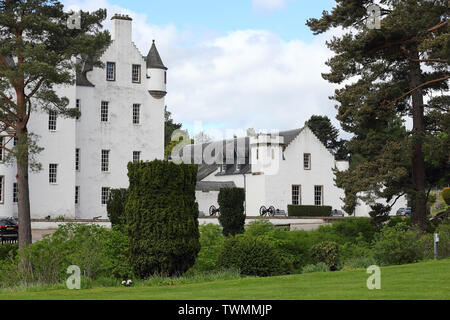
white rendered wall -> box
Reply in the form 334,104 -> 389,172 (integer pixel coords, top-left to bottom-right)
196,190 -> 219,216
75,19 -> 164,219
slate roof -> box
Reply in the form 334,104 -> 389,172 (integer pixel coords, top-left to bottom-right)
196,181 -> 237,192
146,40 -> 167,70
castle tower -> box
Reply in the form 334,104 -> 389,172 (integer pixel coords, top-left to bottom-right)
146,40 -> 167,99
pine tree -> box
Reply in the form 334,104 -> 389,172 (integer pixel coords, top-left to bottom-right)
308,0 -> 449,231
0,0 -> 110,248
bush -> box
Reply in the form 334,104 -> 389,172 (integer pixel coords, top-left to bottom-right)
218,188 -> 246,236
190,224 -> 225,272
442,187 -> 450,205
373,223 -> 421,265
218,235 -> 282,277
369,203 -> 391,230
417,222 -> 450,260
246,219 -> 275,237
107,188 -> 129,231
340,256 -> 378,271
310,241 -> 339,270
126,160 -> 200,278
328,218 -> 376,244
302,263 -> 329,274
0,243 -> 18,261
288,205 -> 332,217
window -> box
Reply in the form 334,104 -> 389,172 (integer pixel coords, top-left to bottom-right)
101,187 -> 110,205
133,151 -> 141,163
75,149 -> 80,171
164,71 -> 167,84
49,111 -> 57,131
76,99 -> 81,120
13,183 -> 18,203
0,176 -> 4,204
13,137 -> 18,146
132,65 -> 141,83
49,164 -> 58,184
101,101 -> 109,122
314,186 -> 323,206
292,185 -> 301,205
75,186 -> 80,205
101,150 -> 110,172
133,104 -> 140,125
304,153 -> 311,170
0,137 -> 3,161
106,62 -> 116,81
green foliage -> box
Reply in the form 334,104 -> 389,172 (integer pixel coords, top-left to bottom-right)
340,256 -> 378,271
126,160 -> 200,278
0,243 -> 18,261
0,224 -> 133,288
310,241 -> 339,270
190,224 -> 225,273
218,188 -> 246,236
218,235 -> 282,277
369,203 -> 391,230
443,188 -> 450,206
245,219 -> 275,237
301,263 -> 329,274
288,205 -> 332,217
106,188 -> 129,232
373,223 -> 422,265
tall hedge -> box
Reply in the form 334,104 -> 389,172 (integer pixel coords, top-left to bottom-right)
106,188 -> 129,231
288,205 -> 332,217
218,188 -> 246,236
125,160 -> 200,278
443,188 -> 450,206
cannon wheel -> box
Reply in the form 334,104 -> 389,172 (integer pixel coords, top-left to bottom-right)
209,205 -> 217,217
269,206 -> 276,217
260,206 -> 267,217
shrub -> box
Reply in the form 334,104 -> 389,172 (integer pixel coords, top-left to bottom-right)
442,187 -> 450,205
246,219 -> 275,237
302,263 -> 329,274
288,205 -> 332,217
340,256 -> 378,271
328,218 -> 376,244
0,243 -> 18,261
310,241 -> 339,270
126,160 -> 200,278
190,224 -> 225,272
107,188 -> 129,231
373,223 -> 421,265
218,188 -> 246,236
218,235 -> 282,277
417,222 -> 450,260
369,203 -> 391,230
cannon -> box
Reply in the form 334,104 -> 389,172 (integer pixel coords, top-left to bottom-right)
260,206 -> 277,217
209,205 -> 221,217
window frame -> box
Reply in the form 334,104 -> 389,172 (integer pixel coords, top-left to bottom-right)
133,104 -> 141,125
49,164 -> 58,184
101,187 -> 110,206
132,64 -> 141,83
75,148 -> 80,171
101,101 -> 109,123
106,62 -> 116,81
13,182 -> 18,204
0,176 -> 4,204
76,99 -> 81,120
75,186 -> 80,205
101,150 -> 110,173
133,151 -> 141,163
48,111 -> 57,131
314,185 -> 324,206
292,185 -> 301,206
304,153 -> 311,170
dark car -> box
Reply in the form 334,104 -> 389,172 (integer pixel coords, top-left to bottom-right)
404,208 -> 412,216
0,218 -> 19,243
332,209 -> 345,217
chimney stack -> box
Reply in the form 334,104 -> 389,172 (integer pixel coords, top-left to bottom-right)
111,13 -> 132,43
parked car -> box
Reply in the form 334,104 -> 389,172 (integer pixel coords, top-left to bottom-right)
332,209 -> 345,217
0,218 -> 19,243
404,208 -> 412,216
396,208 -> 406,216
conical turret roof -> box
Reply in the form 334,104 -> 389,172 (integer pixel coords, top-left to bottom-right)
146,40 -> 167,70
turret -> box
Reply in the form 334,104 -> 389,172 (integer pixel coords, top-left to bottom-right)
250,133 -> 284,176
146,40 -> 167,99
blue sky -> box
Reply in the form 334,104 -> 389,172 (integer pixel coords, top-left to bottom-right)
64,0 -> 344,139
106,0 -> 335,43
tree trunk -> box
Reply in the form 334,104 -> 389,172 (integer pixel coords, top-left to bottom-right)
16,123 -> 32,249
409,49 -> 427,232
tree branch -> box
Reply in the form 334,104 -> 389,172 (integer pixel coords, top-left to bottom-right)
388,76 -> 450,106
428,20 -> 448,33
0,144 -> 16,156
24,78 -> 45,103
400,46 -> 448,64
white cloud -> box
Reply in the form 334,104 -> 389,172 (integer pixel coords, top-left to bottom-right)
63,0 -> 343,137
252,0 -> 287,12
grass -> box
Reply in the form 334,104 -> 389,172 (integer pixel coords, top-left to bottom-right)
0,259 -> 449,300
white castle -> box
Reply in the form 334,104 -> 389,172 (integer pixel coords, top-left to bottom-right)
0,14 -> 166,220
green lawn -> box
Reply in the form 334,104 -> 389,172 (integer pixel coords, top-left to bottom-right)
1,259 -> 449,300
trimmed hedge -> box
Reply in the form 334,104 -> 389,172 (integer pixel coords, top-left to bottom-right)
288,205 -> 332,217
125,160 -> 200,278
107,188 -> 129,231
443,187 -> 450,205
218,188 -> 246,236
